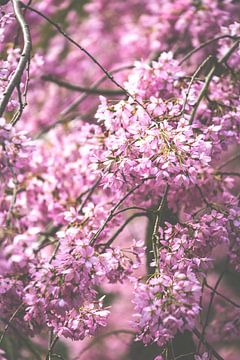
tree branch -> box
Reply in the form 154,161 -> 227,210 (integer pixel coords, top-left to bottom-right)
193,328 -> 224,360
0,303 -> 24,345
75,329 -> 135,358
90,176 -> 155,245
204,281 -> 240,308
36,65 -> 134,138
189,39 -> 239,124
179,34 -> 240,65
217,152 -> 240,170
197,263 -> 228,353
215,171 -> 240,178
42,75 -> 125,96
0,0 -> 32,117
152,184 -> 169,270
20,2 -> 151,119
103,212 -> 148,249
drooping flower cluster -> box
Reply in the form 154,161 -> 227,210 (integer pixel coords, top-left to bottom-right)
132,269 -> 201,346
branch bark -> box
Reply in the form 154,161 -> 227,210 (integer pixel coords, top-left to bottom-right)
0,0 -> 32,118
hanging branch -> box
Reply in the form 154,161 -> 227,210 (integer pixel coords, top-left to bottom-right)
0,0 -> 32,117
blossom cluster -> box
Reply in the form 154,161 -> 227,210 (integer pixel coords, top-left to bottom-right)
0,0 -> 239,359
132,269 -> 201,346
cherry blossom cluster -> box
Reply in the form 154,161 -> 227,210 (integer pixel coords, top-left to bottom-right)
0,0 -> 239,359
0,117 -> 32,228
132,269 -> 201,346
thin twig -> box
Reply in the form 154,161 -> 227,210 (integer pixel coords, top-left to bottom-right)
204,281 -> 240,308
75,329 -> 135,359
0,303 -> 24,345
49,242 -> 60,264
5,159 -> 19,227
51,354 -> 65,360
180,55 -> 213,116
11,56 -> 31,125
104,212 -> 148,249
20,2 -> 151,120
46,334 -> 59,360
35,238 -> 59,253
170,340 -> 176,360
36,65 -> 134,138
217,152 -> 240,170
10,82 -> 24,125
60,64 -> 134,118
34,224 -> 61,254
179,34 -> 239,65
172,352 -> 195,360
90,176 -> 155,245
153,56 -> 213,123
42,75 -> 125,96
152,185 -> 169,270
113,206 -> 149,217
193,328 -> 223,360
35,110 -> 95,138
189,39 -> 239,124
78,176 -> 102,214
197,263 -> 227,353
215,171 -> 240,178
0,315 -> 42,359
195,184 -> 211,207
0,0 -> 32,117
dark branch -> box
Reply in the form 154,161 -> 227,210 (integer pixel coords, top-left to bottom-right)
104,212 -> 148,249
90,176 -> 155,245
205,281 -> 240,308
42,75 -> 125,96
36,65 -> 134,138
